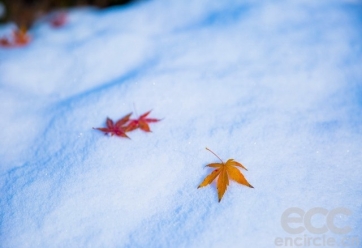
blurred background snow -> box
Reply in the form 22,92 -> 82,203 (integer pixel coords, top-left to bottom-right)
1,0 -> 362,247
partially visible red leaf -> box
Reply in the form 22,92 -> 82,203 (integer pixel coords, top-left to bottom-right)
50,12 -> 67,28
126,110 -> 161,132
93,113 -> 132,138
0,38 -> 11,47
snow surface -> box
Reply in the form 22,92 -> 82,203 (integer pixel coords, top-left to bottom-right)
1,0 -> 362,247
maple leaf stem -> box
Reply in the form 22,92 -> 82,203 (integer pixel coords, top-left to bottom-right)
205,147 -> 224,164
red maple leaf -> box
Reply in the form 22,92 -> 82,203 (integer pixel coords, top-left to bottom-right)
94,113 -> 132,138
126,110 -> 161,132
0,38 -> 11,47
50,12 -> 67,28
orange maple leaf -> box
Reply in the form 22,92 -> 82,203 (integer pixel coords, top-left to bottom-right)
198,148 -> 254,202
93,113 -> 132,138
126,110 -> 161,132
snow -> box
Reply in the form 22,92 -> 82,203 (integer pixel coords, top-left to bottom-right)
1,0 -> 362,247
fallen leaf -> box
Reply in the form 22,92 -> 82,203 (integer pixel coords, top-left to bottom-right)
0,27 -> 31,48
126,110 -> 161,132
50,12 -> 67,28
0,38 -> 11,47
93,113 -> 132,138
198,147 -> 253,202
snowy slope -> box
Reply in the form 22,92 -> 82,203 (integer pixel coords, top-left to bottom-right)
1,0 -> 362,247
